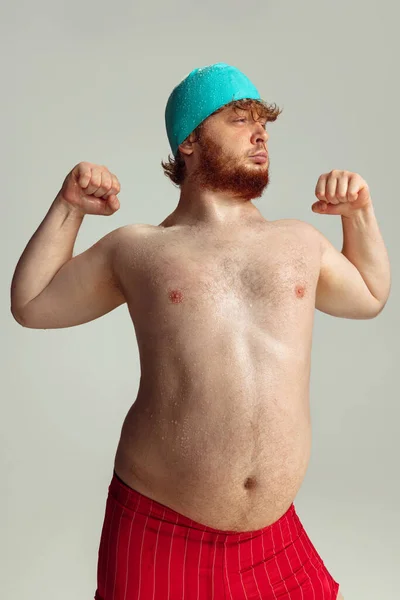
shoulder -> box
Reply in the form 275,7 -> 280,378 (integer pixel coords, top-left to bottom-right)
275,218 -> 321,237
108,223 -> 155,245
276,218 -> 315,230
112,223 -> 154,236
103,224 -> 155,267
275,219 -> 327,254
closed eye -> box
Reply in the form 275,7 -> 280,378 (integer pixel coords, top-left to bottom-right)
235,118 -> 267,129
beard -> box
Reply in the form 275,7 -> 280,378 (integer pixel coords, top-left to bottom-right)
188,132 -> 270,202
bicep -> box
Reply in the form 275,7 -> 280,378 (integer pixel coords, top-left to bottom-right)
313,227 -> 381,319
16,228 -> 126,329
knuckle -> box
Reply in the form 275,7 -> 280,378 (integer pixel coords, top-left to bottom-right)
103,174 -> 113,189
78,162 -> 93,179
110,175 -> 120,193
77,162 -> 90,175
91,173 -> 102,186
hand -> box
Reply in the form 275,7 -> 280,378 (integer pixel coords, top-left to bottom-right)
58,162 -> 121,216
311,170 -> 372,218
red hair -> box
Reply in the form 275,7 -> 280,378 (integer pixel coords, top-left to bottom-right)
161,98 -> 282,187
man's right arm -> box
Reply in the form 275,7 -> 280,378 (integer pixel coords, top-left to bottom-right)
10,194 -> 126,329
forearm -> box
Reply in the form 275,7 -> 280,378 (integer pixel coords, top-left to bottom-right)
341,203 -> 391,305
10,193 -> 85,316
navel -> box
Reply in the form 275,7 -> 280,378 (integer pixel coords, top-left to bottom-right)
169,289 -> 184,304
244,476 -> 257,490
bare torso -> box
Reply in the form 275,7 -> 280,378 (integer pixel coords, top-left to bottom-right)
112,216 -> 321,532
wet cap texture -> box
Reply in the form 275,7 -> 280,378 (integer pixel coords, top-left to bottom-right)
165,62 -> 262,157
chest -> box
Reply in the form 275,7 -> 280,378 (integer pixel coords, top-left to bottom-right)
121,227 -> 320,313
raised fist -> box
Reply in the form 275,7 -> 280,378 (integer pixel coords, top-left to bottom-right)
59,162 -> 121,216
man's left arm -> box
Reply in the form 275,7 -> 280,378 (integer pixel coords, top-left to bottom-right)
311,170 -> 391,319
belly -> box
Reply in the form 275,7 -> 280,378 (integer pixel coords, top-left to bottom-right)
113,373 -> 312,532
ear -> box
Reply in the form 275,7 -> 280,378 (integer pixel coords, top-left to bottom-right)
178,132 -> 197,157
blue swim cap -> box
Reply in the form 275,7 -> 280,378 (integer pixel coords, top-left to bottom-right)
165,62 -> 262,157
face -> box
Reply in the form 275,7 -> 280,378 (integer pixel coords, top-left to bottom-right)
181,105 -> 270,202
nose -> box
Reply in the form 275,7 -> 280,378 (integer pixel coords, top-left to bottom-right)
252,122 -> 269,146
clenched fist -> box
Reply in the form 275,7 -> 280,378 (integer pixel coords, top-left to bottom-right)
59,162 -> 121,216
311,170 -> 372,218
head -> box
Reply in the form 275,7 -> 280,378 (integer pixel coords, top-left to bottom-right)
161,63 -> 282,204
161,98 -> 282,202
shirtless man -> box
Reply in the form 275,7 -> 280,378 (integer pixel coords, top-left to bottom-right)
11,63 -> 390,600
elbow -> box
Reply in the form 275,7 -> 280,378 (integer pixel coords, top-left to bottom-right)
371,299 -> 388,318
11,307 -> 27,327
370,282 -> 391,318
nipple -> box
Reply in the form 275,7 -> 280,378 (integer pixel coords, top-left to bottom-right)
169,289 -> 184,303
295,284 -> 306,298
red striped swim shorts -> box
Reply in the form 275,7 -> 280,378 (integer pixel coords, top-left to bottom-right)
94,470 -> 340,599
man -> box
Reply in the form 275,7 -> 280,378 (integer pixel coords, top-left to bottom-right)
10,63 -> 391,599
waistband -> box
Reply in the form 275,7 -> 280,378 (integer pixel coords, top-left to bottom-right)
109,470 -> 300,545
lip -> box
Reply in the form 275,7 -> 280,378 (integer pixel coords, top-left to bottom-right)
249,152 -> 268,163
250,151 -> 268,158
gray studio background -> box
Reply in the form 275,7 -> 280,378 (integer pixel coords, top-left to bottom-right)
2,1 -> 398,598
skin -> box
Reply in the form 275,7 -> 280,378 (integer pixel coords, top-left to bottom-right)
80,104 -> 344,599
14,103 -> 344,598
115,106 -> 326,534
